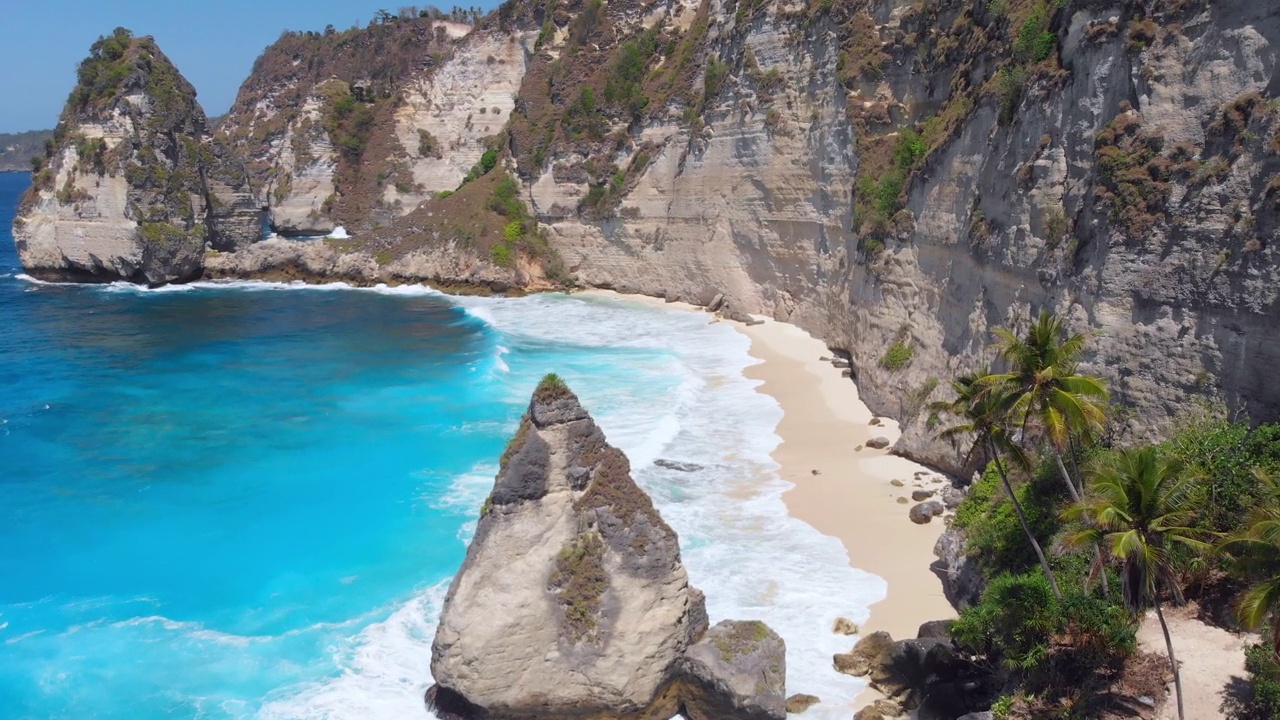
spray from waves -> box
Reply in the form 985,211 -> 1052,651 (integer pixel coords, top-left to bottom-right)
257,584 -> 446,720
419,462 -> 499,545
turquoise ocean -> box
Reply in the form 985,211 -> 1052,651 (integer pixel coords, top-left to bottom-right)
0,171 -> 883,719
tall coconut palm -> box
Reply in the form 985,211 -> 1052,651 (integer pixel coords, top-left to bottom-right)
1066,447 -> 1210,720
990,310 -> 1113,597
932,368 -> 1062,599
988,310 -> 1110,501
1218,469 -> 1280,655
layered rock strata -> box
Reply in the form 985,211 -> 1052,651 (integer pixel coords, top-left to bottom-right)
14,2 -> 1280,466
13,29 -> 256,284
427,375 -> 785,720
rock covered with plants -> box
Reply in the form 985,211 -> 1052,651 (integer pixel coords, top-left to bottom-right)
13,28 -> 256,285
427,375 -> 785,720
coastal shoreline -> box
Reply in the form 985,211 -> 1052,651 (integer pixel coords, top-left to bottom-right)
579,290 -> 956,710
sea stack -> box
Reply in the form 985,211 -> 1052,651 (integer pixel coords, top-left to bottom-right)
12,28 -> 255,285
427,374 -> 786,720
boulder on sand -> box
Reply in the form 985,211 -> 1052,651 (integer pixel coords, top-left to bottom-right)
784,693 -> 821,713
681,621 -> 787,720
833,630 -> 894,677
427,375 -> 784,720
909,500 -> 945,524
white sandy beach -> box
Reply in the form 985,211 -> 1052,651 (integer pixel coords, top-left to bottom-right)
582,290 -> 956,709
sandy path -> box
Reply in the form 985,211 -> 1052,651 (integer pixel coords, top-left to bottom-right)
1137,605 -> 1255,719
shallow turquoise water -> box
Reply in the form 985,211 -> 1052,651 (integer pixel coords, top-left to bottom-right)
0,171 -> 884,719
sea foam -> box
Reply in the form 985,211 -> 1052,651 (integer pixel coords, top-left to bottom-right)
264,292 -> 881,720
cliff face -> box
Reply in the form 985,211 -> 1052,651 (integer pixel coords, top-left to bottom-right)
14,29 -> 206,284
13,28 -> 254,284
214,16 -> 514,236
15,2 -> 1280,464
479,0 -> 1280,469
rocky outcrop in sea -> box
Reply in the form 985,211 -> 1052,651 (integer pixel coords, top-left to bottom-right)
13,28 -> 256,285
426,375 -> 785,720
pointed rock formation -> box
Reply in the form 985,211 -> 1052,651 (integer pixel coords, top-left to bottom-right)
12,28 -> 256,285
427,375 -> 785,720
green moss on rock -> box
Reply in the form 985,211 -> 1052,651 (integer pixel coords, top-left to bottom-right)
547,531 -> 608,642
574,447 -> 671,544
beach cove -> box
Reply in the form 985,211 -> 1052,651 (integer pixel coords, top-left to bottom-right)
0,195 -> 947,720
586,291 -> 958,713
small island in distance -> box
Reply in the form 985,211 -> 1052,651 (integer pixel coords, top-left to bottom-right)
0,130 -> 52,172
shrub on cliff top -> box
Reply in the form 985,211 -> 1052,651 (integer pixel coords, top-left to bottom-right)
69,28 -> 135,110
535,373 -> 571,402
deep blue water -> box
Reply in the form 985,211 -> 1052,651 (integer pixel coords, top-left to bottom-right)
0,171 -> 882,719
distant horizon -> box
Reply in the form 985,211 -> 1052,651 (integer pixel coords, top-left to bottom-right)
0,1 -> 501,134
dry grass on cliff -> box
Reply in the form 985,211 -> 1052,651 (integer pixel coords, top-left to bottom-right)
355,167 -> 559,275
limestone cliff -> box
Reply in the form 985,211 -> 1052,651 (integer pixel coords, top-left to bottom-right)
17,1 -> 1280,464
435,0 -> 1280,471
215,15 -> 511,236
428,375 -> 785,720
12,28 -> 250,285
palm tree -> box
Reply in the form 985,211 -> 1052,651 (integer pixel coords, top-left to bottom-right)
933,368 -> 1062,599
1066,447 -> 1210,720
988,310 -> 1110,501
1218,469 -> 1280,655
990,310 -> 1113,597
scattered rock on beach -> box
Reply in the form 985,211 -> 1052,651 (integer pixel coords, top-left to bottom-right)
811,469 -> 820,475
832,617 -> 859,635
909,500 -> 945,524
707,293 -> 725,312
940,486 -> 965,509
833,631 -> 894,677
784,693 -> 821,714
897,497 -> 909,504
842,369 -> 852,378
831,358 -> 850,369
655,459 -> 704,473
870,417 -> 883,426
866,436 -> 891,450
911,489 -> 935,502
890,479 -> 905,487
855,445 -> 865,452
916,620 -> 953,640
934,527 -> 985,610
875,699 -> 904,716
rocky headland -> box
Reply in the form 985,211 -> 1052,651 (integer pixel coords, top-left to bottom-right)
10,7 -> 1280,718
426,375 -> 785,720
11,2 -> 1280,470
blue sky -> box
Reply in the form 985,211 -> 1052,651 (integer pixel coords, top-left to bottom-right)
0,1 -> 499,133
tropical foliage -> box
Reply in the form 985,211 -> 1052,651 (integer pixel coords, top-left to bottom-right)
931,308 -> 1280,719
